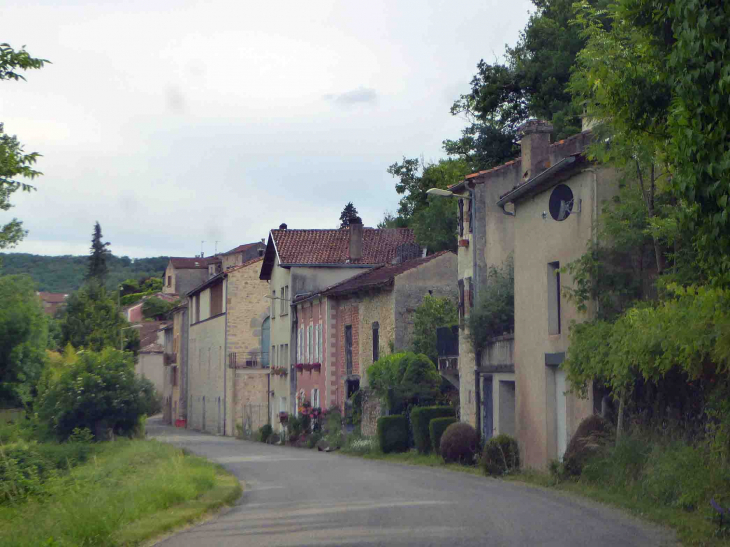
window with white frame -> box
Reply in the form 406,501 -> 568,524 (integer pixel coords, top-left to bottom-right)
308,324 -> 313,363
271,290 -> 276,320
297,326 -> 302,362
317,324 -> 323,363
313,324 -> 319,362
311,388 -> 320,409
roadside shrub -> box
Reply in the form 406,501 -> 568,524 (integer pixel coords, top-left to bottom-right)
345,436 -> 376,455
38,348 -> 157,441
410,406 -> 454,454
563,414 -> 614,477
258,424 -> 273,444
481,434 -> 520,475
377,415 -> 408,454
440,422 -> 478,464
307,431 -> 322,449
287,416 -> 304,440
429,417 -> 457,454
324,407 -> 344,448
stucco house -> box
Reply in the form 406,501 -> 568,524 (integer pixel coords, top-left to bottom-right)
444,118 -> 615,468
259,220 -> 417,431
186,256 -> 270,437
162,257 -> 216,296
292,250 -> 458,430
136,323 -> 169,395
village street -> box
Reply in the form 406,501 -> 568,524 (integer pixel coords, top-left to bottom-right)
147,418 -> 675,547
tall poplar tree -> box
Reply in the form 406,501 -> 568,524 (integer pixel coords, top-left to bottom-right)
87,222 -> 111,282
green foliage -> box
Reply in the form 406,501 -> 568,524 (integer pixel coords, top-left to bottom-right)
368,352 -> 441,412
562,415 -> 613,477
258,424 -> 273,443
429,417 -> 457,455
367,353 -> 409,398
439,422 -> 478,464
466,258 -> 514,352
38,348 -> 157,441
410,406 -> 454,454
385,158 -> 469,252
412,295 -> 458,365
0,275 -> 48,407
0,44 -> 47,251
142,297 -> 175,320
377,415 -> 408,454
481,434 -> 520,476
339,202 -> 360,227
58,282 -> 138,353
0,253 -> 169,294
86,222 -> 110,283
323,407 -> 344,449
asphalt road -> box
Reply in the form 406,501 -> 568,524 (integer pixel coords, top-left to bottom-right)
147,418 -> 675,547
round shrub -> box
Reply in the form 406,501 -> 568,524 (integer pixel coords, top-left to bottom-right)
563,414 -> 614,477
439,422 -> 478,464
481,434 -> 520,475
429,417 -> 457,454
258,424 -> 273,443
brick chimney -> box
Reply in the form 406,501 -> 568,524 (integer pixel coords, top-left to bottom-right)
518,119 -> 553,181
348,217 -> 363,261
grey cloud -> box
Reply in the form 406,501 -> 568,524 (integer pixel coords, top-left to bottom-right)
323,86 -> 378,106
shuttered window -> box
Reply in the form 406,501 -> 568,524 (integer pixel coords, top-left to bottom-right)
345,325 -> 353,375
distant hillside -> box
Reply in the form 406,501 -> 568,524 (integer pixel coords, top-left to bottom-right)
0,253 -> 170,293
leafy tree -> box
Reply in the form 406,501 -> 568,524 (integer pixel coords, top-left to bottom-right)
412,295 -> 458,365
0,44 -> 48,250
38,347 -> 157,440
142,296 -> 175,320
466,258 -> 515,352
59,282 -> 138,353
119,278 -> 139,296
0,275 -> 48,406
367,352 -> 441,411
87,222 -> 111,283
339,202 -> 360,228
445,0 -> 600,170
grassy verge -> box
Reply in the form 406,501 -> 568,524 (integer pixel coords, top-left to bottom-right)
342,446 -> 483,476
0,439 -> 241,547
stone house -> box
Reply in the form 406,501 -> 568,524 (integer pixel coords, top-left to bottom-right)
136,323 -> 168,395
162,302 -> 188,426
37,292 -> 68,316
162,257 -> 217,296
293,250 -> 457,424
186,257 -> 270,437
443,118 -> 615,468
259,221 -> 417,431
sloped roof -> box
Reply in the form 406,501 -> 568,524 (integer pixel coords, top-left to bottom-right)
271,228 -> 415,265
168,257 -> 216,269
37,292 -> 68,303
297,251 -> 454,300
187,256 -> 264,296
222,242 -> 263,255
139,342 -> 164,354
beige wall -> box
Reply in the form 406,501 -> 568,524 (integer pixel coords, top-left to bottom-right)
267,256 -> 292,432
513,167 -> 615,468
233,370 -> 270,437
188,314 -> 226,434
136,352 -> 164,395
357,290 -> 395,386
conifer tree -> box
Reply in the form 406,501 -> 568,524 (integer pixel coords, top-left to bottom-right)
339,202 -> 360,228
87,221 -> 111,282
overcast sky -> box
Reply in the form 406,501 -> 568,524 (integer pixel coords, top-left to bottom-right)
3,0 -> 533,258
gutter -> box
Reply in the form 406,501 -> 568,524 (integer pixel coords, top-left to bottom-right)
496,156 -> 576,216
278,263 -> 378,269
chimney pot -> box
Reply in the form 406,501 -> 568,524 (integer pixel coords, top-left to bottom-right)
349,217 -> 363,260
518,119 -> 553,181
279,223 -> 287,230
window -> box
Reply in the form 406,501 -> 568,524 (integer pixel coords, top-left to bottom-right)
279,397 -> 287,413
210,281 -> 223,316
195,294 -> 201,323
468,277 -> 474,309
457,279 -> 465,325
280,344 -> 286,368
372,322 -> 379,362
281,286 -> 289,316
271,290 -> 276,320
318,324 -> 323,364
167,275 -> 172,287
313,324 -> 319,362
272,345 -> 277,367
548,262 -> 561,335
345,325 -> 353,375
311,388 -> 320,409
308,324 -> 313,363
297,326 -> 303,362
280,287 -> 285,315
284,344 -> 288,368
468,197 -> 473,233
458,199 -> 464,237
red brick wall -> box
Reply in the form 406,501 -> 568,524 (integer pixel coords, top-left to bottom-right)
335,300 -> 360,412
295,300 -> 326,411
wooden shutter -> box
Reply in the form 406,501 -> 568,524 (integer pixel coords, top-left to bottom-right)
468,197 -> 473,233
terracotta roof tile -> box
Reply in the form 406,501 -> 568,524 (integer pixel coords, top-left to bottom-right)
271,228 -> 416,265
223,242 -> 263,255
37,292 -> 68,303
169,257 -> 217,269
313,251 -> 454,298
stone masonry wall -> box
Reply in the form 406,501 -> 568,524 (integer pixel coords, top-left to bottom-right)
360,389 -> 382,437
357,289 -> 395,386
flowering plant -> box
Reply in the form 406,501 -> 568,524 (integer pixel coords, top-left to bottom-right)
271,366 -> 288,377
278,411 -> 288,424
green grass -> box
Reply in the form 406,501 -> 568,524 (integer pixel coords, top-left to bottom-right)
0,439 -> 241,547
342,446 -> 483,476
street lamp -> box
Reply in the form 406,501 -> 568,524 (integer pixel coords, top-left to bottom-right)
120,324 -> 143,351
426,188 -> 471,199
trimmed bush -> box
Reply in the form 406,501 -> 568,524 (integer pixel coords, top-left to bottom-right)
258,424 -> 273,443
377,415 -> 408,454
440,422 -> 478,464
410,406 -> 454,454
429,417 -> 457,454
481,434 -> 520,475
563,414 -> 614,477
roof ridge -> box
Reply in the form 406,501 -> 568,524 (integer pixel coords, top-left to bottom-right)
226,256 -> 264,272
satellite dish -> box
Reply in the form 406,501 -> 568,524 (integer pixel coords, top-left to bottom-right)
549,185 -> 574,221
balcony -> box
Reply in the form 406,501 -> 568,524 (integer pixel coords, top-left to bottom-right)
228,351 -> 269,369
436,325 -> 459,388
163,352 -> 177,365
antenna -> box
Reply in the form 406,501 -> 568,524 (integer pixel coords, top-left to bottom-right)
201,240 -> 205,257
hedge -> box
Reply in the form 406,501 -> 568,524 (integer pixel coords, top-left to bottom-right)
410,406 -> 455,454
377,415 -> 408,454
481,434 -> 520,476
429,417 -> 457,455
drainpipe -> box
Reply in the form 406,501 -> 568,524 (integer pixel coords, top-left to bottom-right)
470,186 -> 482,438
223,277 -> 228,436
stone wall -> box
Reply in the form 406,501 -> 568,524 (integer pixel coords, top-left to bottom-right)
187,314 -> 226,434
360,389 -> 382,437
233,370 -> 270,437
357,289 -> 395,385
136,351 -> 164,394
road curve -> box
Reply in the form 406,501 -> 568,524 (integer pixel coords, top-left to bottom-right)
147,418 -> 675,547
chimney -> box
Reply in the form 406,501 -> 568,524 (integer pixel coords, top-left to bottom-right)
349,216 -> 363,261
279,223 -> 287,230
518,119 -> 553,181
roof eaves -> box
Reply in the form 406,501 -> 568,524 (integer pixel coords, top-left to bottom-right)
187,271 -> 227,297
496,155 -> 580,208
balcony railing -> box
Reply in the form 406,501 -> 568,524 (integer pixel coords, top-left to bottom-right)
438,357 -> 459,373
163,352 -> 177,365
228,351 -> 269,369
